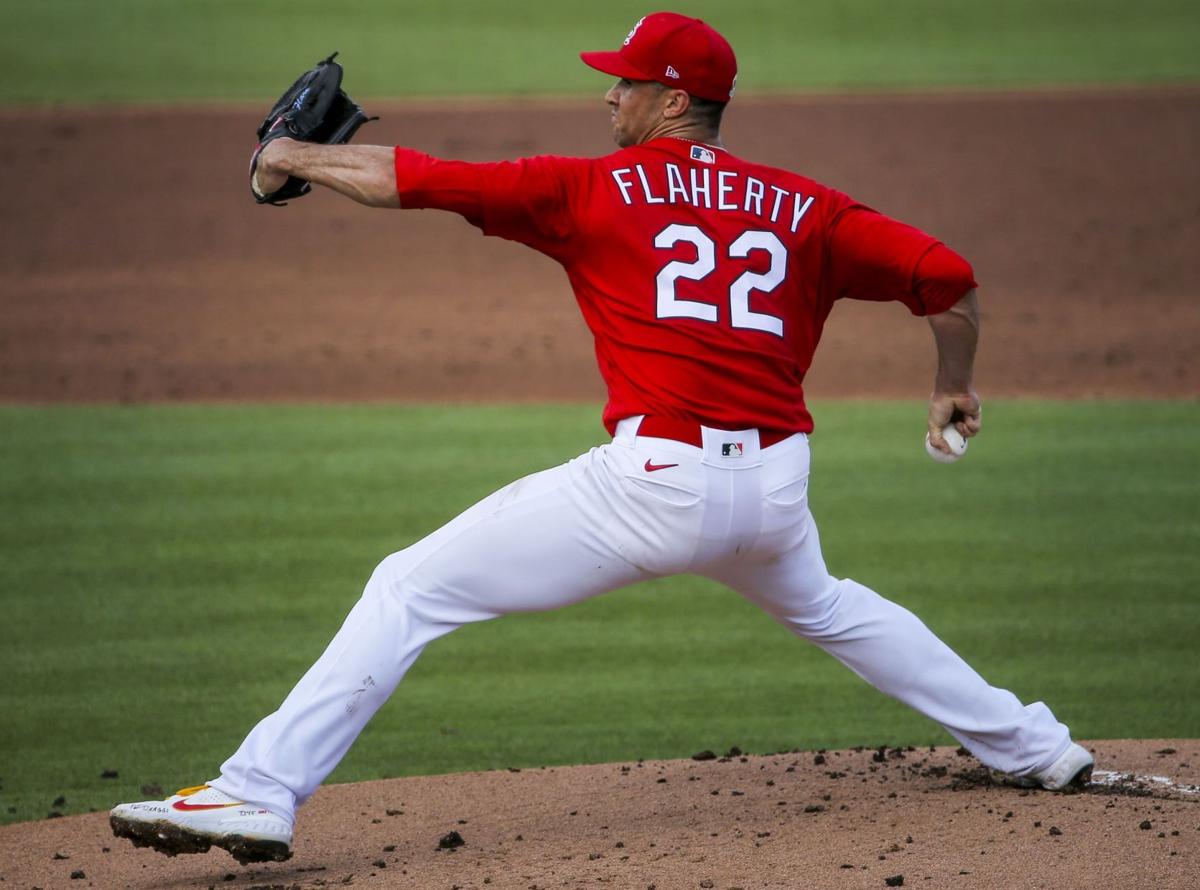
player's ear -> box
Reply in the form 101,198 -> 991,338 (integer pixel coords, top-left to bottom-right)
662,88 -> 691,120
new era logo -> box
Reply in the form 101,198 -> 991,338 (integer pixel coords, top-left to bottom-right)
721,443 -> 744,458
665,65 -> 680,79
690,145 -> 715,164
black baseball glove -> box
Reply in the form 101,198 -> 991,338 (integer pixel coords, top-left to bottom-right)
249,52 -> 376,206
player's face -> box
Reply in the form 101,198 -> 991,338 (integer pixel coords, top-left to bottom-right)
605,78 -> 669,147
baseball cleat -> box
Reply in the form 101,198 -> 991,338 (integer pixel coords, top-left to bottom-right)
110,784 -> 292,865
994,742 -> 1095,793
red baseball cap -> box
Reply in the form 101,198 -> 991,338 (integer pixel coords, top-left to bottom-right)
580,12 -> 737,103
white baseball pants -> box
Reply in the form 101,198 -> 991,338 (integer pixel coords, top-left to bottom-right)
213,418 -> 1073,821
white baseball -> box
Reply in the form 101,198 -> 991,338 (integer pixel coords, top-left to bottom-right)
925,424 -> 968,463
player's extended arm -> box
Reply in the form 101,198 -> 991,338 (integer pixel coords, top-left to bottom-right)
826,206 -> 981,454
255,138 -> 400,208
926,289 -> 982,453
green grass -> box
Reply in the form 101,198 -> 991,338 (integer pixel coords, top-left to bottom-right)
1,400 -> 1197,825
1,0 -> 1198,104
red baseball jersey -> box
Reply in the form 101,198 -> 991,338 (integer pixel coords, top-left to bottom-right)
394,137 -> 975,434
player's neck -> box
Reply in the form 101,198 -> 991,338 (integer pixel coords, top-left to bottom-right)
638,118 -> 723,149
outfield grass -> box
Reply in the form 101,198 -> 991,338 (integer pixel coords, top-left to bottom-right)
1,400 -> 1197,825
1,0 -> 1198,103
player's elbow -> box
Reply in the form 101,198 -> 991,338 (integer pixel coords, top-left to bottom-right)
916,244 -> 977,316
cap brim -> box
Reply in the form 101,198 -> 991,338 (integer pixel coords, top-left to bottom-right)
579,50 -> 653,82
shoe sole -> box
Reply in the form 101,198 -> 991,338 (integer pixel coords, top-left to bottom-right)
110,814 -> 292,865
1059,761 -> 1094,793
989,761 -> 1094,794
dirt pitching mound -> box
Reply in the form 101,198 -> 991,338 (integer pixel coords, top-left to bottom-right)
2,741 -> 1196,889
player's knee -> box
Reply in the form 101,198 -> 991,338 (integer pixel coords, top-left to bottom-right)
781,576 -> 892,638
764,573 -> 840,631
365,550 -> 419,600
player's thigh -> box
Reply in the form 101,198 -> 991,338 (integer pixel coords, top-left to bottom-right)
381,448 -> 653,616
707,507 -> 839,620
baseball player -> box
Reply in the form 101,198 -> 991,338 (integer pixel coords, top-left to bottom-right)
111,12 -> 1094,865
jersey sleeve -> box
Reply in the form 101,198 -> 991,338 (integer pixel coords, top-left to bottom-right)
393,148 -> 584,259
912,242 -> 978,315
826,199 -> 976,316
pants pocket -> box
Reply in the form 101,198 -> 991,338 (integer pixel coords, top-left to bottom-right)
764,476 -> 809,507
623,474 -> 703,509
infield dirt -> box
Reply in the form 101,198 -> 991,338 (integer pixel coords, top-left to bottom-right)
1,90 -> 1198,888
1,88 -> 1198,403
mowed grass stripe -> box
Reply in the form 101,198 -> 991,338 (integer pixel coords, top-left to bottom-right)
2,0 -> 1199,104
0,400 -> 1197,824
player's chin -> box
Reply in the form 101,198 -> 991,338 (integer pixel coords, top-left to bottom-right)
606,118 -> 626,147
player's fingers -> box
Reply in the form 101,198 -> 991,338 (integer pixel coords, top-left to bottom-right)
927,417 -> 954,451
928,394 -> 953,423
950,394 -> 981,438
927,419 -> 951,452
958,404 -> 982,437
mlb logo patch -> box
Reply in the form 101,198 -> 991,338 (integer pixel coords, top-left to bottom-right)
721,442 -> 744,458
690,145 -> 716,164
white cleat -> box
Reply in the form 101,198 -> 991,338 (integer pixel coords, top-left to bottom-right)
996,742 -> 1095,792
110,784 -> 292,865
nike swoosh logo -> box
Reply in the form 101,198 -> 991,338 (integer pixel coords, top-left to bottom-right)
644,460 -> 679,472
172,799 -> 246,812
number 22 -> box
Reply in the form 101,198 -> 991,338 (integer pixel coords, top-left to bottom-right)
654,224 -> 786,337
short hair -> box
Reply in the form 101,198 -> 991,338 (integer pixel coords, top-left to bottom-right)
648,81 -> 727,132
687,94 -> 727,131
